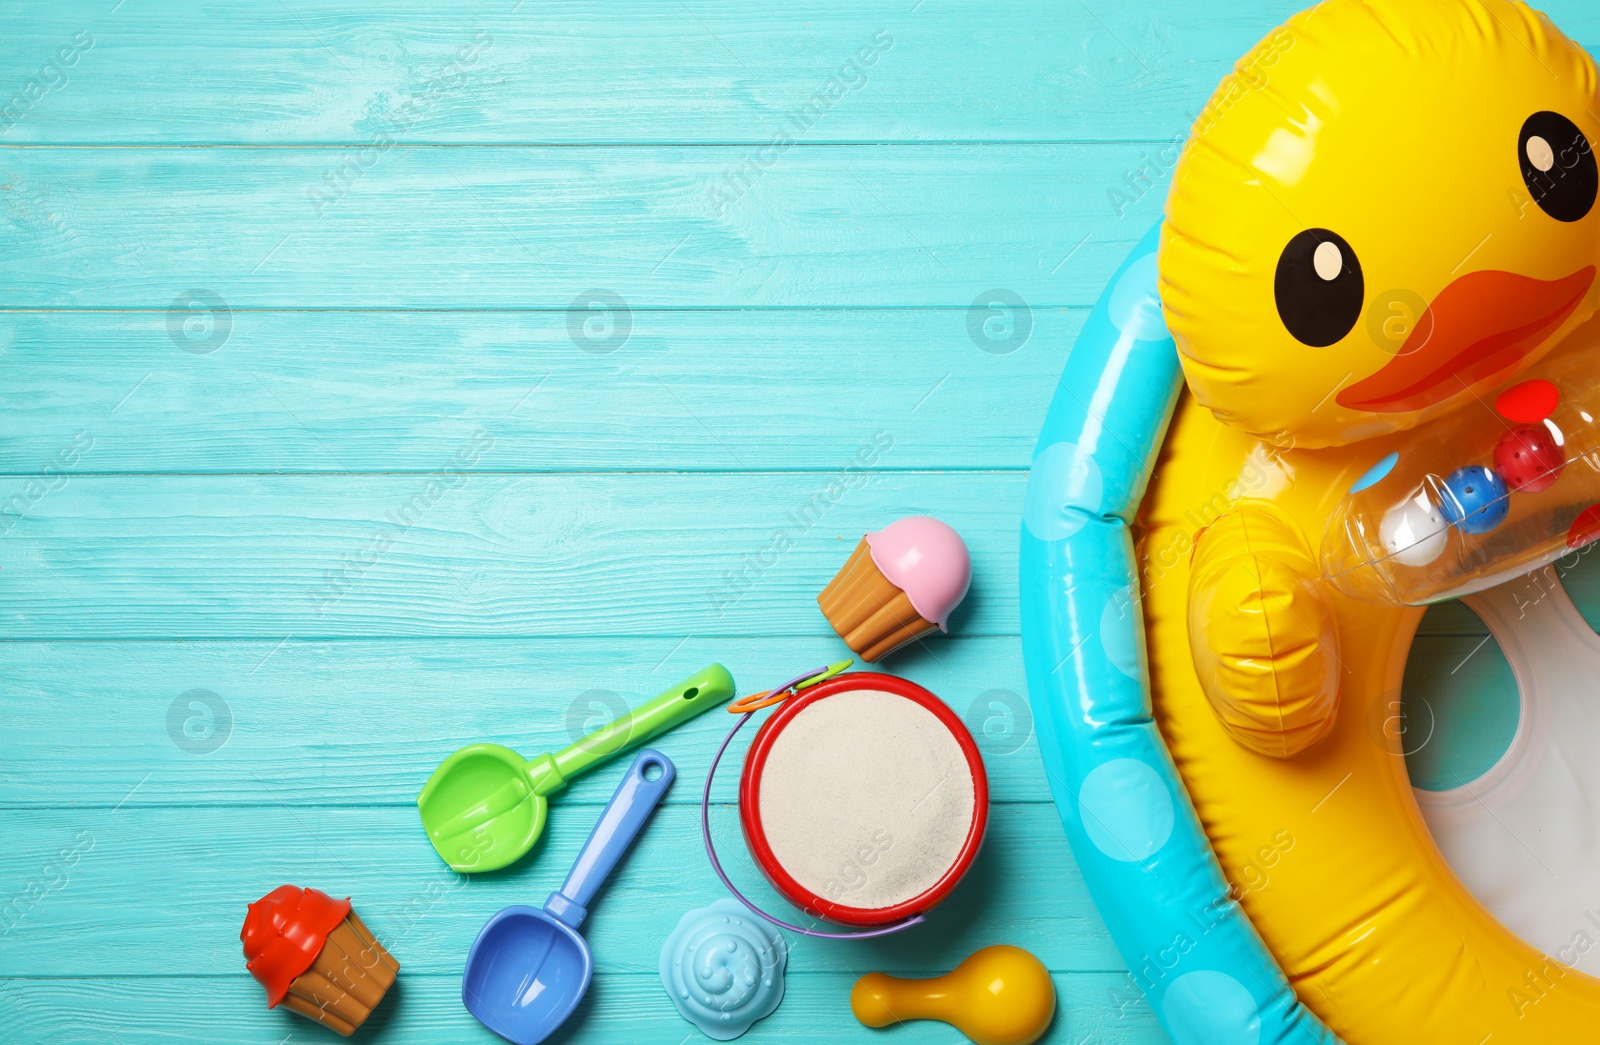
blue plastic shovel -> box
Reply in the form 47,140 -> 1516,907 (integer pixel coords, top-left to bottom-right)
462,749 -> 675,1045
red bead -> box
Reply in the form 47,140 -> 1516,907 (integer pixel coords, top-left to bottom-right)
1493,424 -> 1564,492
1495,379 -> 1559,424
1570,505 -> 1600,550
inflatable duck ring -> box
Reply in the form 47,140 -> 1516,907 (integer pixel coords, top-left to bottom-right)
1021,1 -> 1600,1041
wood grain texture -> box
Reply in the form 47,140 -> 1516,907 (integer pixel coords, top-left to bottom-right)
0,637 -> 1043,808
0,804 -> 1121,978
0,144 -> 1169,308
0,618 -> 1519,823
0,308 -> 1069,474
10,1 -> 1596,1041
0,972 -> 1165,1044
0,0 -> 1338,146
0,472 -> 1023,638
2,0 -> 1589,146
0,633 -> 1545,809
2,467 -> 1592,640
6,599 -> 1581,792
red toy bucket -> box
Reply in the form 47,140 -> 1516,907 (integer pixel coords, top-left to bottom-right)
736,672 -> 988,927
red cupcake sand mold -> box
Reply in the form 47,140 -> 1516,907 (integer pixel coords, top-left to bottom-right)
243,885 -> 399,1037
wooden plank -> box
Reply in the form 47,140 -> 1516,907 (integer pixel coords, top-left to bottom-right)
1413,599 -> 1491,638
0,471 -> 1023,638
0,144 -> 1169,308
0,803 -> 1112,977
8,467 -> 1593,642
0,7 -> 1590,144
0,637 -> 1048,808
0,308 -> 1070,474
0,0 -> 1326,145
1,633 -> 1556,823
4,1 -> 1590,146
0,970 -> 1164,1044
1402,633 -> 1519,792
3,632 -> 1570,810
8,634 -> 1567,813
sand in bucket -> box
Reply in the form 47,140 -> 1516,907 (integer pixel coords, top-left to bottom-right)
755,687 -> 977,911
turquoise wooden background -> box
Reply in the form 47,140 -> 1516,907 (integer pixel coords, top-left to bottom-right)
2,2 -> 1597,1042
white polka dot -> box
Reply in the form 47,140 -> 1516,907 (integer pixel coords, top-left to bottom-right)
1078,758 -> 1174,862
1313,241 -> 1342,281
1024,442 -> 1104,541
1162,971 -> 1261,1045
1107,253 -> 1170,342
1527,134 -> 1555,172
1099,585 -> 1143,680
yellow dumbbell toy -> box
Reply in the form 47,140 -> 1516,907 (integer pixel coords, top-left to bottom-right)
850,945 -> 1056,1045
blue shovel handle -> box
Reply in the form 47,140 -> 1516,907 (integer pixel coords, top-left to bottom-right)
544,749 -> 675,930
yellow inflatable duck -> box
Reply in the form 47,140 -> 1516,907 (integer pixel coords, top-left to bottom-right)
1145,0 -> 1600,1039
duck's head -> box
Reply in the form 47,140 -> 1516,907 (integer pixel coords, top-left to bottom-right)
1160,0 -> 1600,450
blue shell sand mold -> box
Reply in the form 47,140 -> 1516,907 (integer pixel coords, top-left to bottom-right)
1018,221 -> 1342,1044
660,897 -> 788,1040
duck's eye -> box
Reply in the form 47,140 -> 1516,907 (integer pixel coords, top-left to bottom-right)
1274,228 -> 1364,347
1519,111 -> 1597,222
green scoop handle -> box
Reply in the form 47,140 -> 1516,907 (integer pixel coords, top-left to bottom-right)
418,663 -> 735,872
547,662 -> 735,785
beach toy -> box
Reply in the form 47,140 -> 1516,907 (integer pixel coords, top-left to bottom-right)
242,885 -> 399,1037
1377,489 -> 1450,569
851,945 -> 1056,1045
701,664 -> 987,937
1494,424 -> 1564,492
419,663 -> 732,872
659,897 -> 787,1040
818,516 -> 971,661
1020,1 -> 1600,1041
462,749 -> 674,1045
1438,466 -> 1510,534
1321,350 -> 1600,602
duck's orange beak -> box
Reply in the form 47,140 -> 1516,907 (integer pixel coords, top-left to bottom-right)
1337,266 -> 1595,414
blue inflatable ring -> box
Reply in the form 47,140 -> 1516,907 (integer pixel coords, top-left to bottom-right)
1019,222 -> 1339,1044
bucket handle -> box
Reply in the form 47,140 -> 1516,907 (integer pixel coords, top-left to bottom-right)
700,661 -> 927,940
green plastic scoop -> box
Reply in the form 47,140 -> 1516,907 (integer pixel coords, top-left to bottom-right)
418,663 -> 735,872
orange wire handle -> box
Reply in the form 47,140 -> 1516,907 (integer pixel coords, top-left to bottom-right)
727,659 -> 853,714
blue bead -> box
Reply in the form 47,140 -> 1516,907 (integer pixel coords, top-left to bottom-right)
1439,466 -> 1509,534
